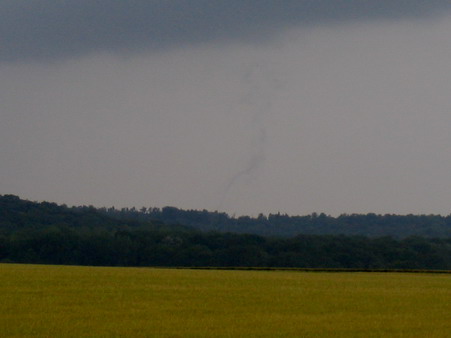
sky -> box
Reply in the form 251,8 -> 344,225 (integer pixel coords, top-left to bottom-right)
2,1 -> 451,216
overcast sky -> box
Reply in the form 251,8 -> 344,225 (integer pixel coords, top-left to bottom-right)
2,1 -> 451,216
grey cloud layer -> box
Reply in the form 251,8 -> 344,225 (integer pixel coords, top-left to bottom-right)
2,0 -> 451,62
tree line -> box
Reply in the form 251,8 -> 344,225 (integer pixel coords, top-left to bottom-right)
1,195 -> 451,269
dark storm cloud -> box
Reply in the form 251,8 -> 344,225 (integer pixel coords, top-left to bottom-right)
1,0 -> 451,62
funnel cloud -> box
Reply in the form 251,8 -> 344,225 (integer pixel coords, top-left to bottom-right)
2,2 -> 451,216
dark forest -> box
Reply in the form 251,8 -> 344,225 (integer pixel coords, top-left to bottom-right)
1,195 -> 450,270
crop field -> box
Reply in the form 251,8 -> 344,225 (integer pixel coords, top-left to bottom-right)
1,264 -> 450,337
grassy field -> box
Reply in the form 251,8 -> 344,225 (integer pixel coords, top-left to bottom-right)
1,264 -> 450,337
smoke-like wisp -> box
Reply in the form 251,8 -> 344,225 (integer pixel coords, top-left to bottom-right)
217,61 -> 279,211
218,126 -> 267,211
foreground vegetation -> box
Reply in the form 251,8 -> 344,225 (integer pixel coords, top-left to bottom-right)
1,264 -> 450,337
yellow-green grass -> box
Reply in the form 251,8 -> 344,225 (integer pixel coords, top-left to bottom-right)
1,264 -> 450,337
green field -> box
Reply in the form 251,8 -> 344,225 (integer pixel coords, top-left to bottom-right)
1,264 -> 450,337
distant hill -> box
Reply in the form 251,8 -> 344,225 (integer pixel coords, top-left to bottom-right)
2,194 -> 451,238
102,205 -> 451,238
0,195 -> 451,238
0,194 -> 190,233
